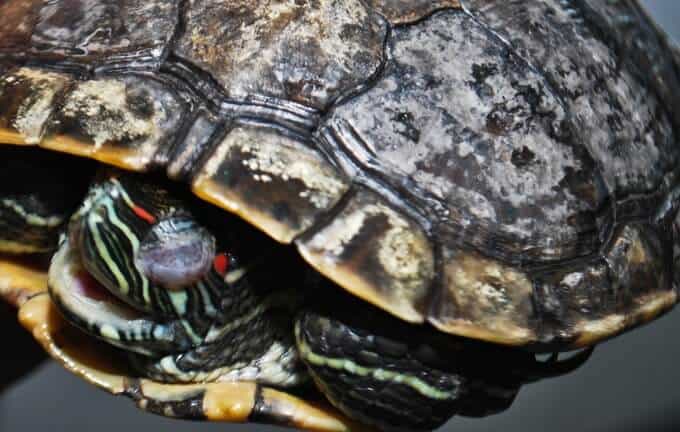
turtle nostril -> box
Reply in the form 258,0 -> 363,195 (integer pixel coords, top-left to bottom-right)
135,216 -> 216,290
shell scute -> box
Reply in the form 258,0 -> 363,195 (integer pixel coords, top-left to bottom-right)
42,75 -> 187,170
0,67 -> 72,145
297,187 -> 435,324
174,0 -> 387,110
534,222 -> 675,347
431,249 -> 535,346
0,0 -> 178,68
193,124 -> 351,243
0,67 -> 188,170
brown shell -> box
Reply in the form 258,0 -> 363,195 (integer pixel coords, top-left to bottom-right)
0,0 -> 679,354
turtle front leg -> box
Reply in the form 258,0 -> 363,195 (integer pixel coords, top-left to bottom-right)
294,293 -> 592,432
0,146 -> 93,390
0,146 -> 92,255
295,309 -> 469,431
0,146 -> 93,306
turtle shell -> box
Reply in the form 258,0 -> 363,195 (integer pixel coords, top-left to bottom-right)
1,0 -> 679,352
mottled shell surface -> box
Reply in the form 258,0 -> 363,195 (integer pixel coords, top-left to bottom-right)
1,0 -> 679,351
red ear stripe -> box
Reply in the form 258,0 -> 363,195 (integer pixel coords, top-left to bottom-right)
132,205 -> 157,224
213,253 -> 229,276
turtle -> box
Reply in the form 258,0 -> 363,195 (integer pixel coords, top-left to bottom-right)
0,0 -> 679,431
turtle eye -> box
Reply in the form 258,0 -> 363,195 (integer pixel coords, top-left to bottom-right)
135,216 -> 216,290
70,176 -> 222,316
212,252 -> 230,277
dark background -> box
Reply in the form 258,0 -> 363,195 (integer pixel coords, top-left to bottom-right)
1,1 -> 679,431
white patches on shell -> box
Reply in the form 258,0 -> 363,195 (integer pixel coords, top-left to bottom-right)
325,10 -> 602,259
560,272 -> 585,289
42,75 -> 186,171
4,68 -> 71,144
298,189 -> 434,324
306,202 -> 431,283
14,96 -> 51,144
312,204 -> 370,258
376,220 -> 424,282
175,0 -> 386,109
207,127 -> 347,210
239,143 -> 344,210
433,252 -> 535,344
60,79 -> 159,149
465,0 -> 677,196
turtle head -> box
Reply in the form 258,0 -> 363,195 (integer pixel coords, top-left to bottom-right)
68,174 -> 225,299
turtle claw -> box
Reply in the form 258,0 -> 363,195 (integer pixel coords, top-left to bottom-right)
518,348 -> 595,384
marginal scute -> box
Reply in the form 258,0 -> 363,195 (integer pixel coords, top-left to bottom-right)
193,124 -> 350,243
175,0 -> 387,109
297,188 -> 434,324
322,9 -> 606,263
42,75 -> 186,170
365,0 -> 461,24
430,249 -> 535,346
534,222 -> 675,348
577,223 -> 674,346
0,67 -> 71,145
0,0 -> 178,67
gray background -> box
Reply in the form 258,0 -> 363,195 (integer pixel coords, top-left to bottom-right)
1,1 -> 679,431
